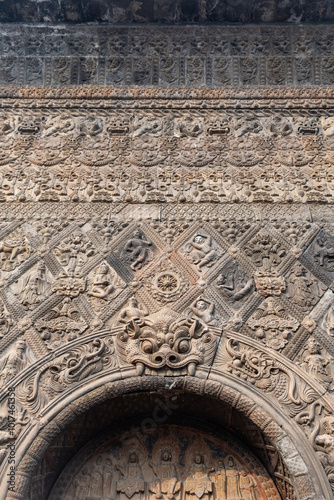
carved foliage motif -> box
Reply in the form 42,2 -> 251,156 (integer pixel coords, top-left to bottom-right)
35,298 -> 88,350
2,89 -> 334,499
1,111 -> 334,204
18,337 -> 115,414
247,299 -> 299,351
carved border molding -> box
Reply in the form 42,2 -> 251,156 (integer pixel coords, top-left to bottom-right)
1,86 -> 334,101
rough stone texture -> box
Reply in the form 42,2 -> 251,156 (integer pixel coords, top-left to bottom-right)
0,0 -> 332,24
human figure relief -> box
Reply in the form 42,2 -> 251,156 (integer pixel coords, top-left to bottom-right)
186,296 -> 218,327
88,263 -> 115,300
323,304 -> 334,337
239,470 -> 257,500
0,338 -> 34,385
103,458 -> 113,498
301,338 -> 333,390
74,468 -> 91,500
90,455 -> 103,499
0,301 -> 12,338
149,450 -> 181,499
121,230 -> 152,271
225,457 -> 241,499
314,417 -> 334,489
214,460 -> 226,500
185,233 -> 218,271
287,263 -> 323,310
116,452 -> 145,499
15,262 -> 50,309
216,266 -> 253,304
184,453 -> 214,499
118,297 -> 149,324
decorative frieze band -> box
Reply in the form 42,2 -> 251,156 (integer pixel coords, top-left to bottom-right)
0,25 -> 334,87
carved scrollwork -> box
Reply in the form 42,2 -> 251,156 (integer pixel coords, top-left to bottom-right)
217,336 -> 319,417
17,337 -> 115,414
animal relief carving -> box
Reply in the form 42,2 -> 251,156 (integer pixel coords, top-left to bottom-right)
116,307 -> 217,376
0,233 -> 31,272
218,337 -> 319,417
20,337 -> 115,414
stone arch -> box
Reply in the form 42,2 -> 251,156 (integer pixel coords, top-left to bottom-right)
2,351 -> 332,500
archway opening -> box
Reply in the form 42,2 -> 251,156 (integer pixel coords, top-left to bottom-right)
29,390 -> 295,499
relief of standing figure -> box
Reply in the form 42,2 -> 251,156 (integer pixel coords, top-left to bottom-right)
149,450 -> 181,499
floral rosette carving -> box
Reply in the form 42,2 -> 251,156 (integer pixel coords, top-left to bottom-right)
116,308 -> 217,375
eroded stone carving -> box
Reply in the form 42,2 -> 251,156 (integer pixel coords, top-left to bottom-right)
0,233 -> 31,272
0,339 -> 34,386
218,336 -> 319,417
54,230 -> 95,274
184,453 -> 214,499
116,451 -> 145,499
118,297 -> 149,324
287,263 -> 325,311
300,338 -> 334,391
149,450 -> 181,499
14,261 -> 51,309
182,231 -> 221,272
143,260 -> 189,305
253,270 -> 286,297
186,296 -> 219,327
121,230 -> 153,271
215,264 -> 253,306
51,272 -> 86,298
19,337 -> 114,414
244,231 -> 286,270
0,301 -> 13,339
